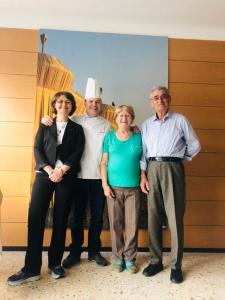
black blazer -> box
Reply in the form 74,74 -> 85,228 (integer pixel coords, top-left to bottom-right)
34,118 -> 85,177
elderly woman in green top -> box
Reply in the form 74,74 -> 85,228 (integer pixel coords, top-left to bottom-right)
100,105 -> 142,273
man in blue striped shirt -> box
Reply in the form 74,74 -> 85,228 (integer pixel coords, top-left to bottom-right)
140,86 -> 201,283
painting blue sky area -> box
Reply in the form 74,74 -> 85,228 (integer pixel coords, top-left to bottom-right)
39,29 -> 168,126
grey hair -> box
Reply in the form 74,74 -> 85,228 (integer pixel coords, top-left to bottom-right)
149,86 -> 170,100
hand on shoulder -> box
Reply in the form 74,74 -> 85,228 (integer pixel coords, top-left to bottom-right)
41,115 -> 53,126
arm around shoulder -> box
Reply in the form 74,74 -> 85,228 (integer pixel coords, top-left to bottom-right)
41,115 -> 53,126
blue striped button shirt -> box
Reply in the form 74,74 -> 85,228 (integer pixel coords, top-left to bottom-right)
140,112 -> 201,170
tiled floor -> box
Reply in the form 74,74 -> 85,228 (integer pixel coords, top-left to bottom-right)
0,251 -> 225,300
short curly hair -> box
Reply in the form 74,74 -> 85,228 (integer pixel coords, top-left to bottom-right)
50,91 -> 76,116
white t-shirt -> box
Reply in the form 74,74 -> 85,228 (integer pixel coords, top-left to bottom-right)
70,114 -> 111,179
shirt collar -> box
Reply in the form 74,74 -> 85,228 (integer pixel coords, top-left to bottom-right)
84,113 -> 101,119
152,111 -> 171,122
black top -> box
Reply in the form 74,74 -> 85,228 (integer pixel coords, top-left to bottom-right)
34,118 -> 85,177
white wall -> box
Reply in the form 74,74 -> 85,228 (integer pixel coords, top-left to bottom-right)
0,0 -> 225,41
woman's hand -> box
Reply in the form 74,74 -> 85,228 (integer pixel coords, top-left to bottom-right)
43,165 -> 54,176
103,185 -> 115,199
49,168 -> 63,183
41,115 -> 53,126
140,171 -> 149,194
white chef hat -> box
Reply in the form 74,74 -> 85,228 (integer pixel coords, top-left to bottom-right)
85,77 -> 102,99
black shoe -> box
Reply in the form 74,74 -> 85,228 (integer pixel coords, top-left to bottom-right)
170,269 -> 183,284
62,253 -> 80,269
48,265 -> 65,279
142,263 -> 163,277
7,271 -> 40,286
88,253 -> 108,266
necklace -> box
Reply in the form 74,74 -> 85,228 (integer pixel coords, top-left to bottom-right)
56,122 -> 67,135
116,129 -> 132,141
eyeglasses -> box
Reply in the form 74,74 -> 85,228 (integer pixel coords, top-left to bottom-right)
56,100 -> 72,105
152,94 -> 170,101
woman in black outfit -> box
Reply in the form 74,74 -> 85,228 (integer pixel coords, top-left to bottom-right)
7,92 -> 85,285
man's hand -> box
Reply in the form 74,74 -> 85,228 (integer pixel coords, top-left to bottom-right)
131,125 -> 140,133
140,171 -> 149,194
103,185 -> 115,199
41,115 -> 53,126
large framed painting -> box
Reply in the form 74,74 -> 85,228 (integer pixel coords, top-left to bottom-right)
36,29 -> 168,229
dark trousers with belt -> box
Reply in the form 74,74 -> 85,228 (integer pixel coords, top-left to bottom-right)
22,172 -> 74,274
69,179 -> 105,256
147,161 -> 185,270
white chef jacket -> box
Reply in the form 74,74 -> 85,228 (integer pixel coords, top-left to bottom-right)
70,114 -> 111,179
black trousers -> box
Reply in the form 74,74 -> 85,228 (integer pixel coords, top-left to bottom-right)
69,179 -> 105,256
22,172 -> 74,274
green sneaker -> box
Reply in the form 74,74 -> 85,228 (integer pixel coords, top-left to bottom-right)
125,259 -> 137,274
112,258 -> 124,272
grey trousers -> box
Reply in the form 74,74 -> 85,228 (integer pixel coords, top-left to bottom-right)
107,187 -> 141,260
146,161 -> 185,269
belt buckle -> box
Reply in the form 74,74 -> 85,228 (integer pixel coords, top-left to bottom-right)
155,157 -> 163,162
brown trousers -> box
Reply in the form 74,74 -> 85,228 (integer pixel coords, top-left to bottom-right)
147,161 -> 185,269
107,187 -> 141,260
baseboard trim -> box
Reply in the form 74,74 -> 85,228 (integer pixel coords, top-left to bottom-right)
2,246 -> 225,253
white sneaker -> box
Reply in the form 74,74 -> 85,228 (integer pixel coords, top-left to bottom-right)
48,265 -> 65,279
